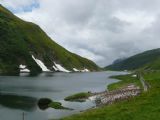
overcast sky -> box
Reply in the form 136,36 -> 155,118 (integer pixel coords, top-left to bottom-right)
1,0 -> 160,67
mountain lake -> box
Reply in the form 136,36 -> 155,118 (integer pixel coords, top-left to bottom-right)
0,71 -> 127,120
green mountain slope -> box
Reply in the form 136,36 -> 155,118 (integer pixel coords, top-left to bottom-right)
0,5 -> 100,75
105,48 -> 160,71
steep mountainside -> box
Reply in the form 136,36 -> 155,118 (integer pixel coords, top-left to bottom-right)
105,48 -> 160,71
0,5 -> 100,75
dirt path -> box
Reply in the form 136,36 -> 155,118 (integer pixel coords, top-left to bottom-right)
137,73 -> 150,92
139,75 -> 148,91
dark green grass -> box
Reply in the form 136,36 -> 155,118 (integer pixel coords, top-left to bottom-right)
49,101 -> 66,109
62,71 -> 160,120
64,92 -> 91,102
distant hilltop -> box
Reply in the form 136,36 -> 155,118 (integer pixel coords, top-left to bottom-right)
105,48 -> 160,71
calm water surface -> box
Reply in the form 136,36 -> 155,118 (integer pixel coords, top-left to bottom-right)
0,71 -> 127,120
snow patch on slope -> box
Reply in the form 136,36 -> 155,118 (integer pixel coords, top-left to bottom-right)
73,68 -> 79,72
19,64 -> 26,69
53,62 -> 70,72
19,64 -> 30,73
31,55 -> 89,73
53,65 -> 59,71
81,68 -> 90,72
73,68 -> 90,72
32,55 -> 50,72
20,68 -> 30,72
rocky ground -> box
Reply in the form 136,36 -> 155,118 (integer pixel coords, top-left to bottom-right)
89,84 -> 141,106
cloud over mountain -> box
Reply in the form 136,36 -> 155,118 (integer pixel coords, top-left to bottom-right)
1,0 -> 160,66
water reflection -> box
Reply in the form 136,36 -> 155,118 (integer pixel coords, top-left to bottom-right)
19,72 -> 55,77
0,93 -> 37,111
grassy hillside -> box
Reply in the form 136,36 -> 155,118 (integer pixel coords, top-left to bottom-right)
62,71 -> 160,120
105,48 -> 160,71
0,5 -> 100,75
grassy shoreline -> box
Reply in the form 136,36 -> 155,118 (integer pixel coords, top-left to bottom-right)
62,71 -> 160,120
64,92 -> 92,102
108,74 -> 142,91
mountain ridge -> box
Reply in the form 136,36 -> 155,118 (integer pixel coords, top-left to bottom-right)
0,5 -> 100,75
105,48 -> 160,71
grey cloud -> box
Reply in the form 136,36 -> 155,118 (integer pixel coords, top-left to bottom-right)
2,0 -> 160,67
59,0 -> 96,25
88,16 -> 130,33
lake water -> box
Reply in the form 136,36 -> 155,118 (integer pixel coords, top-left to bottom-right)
0,71 -> 126,120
